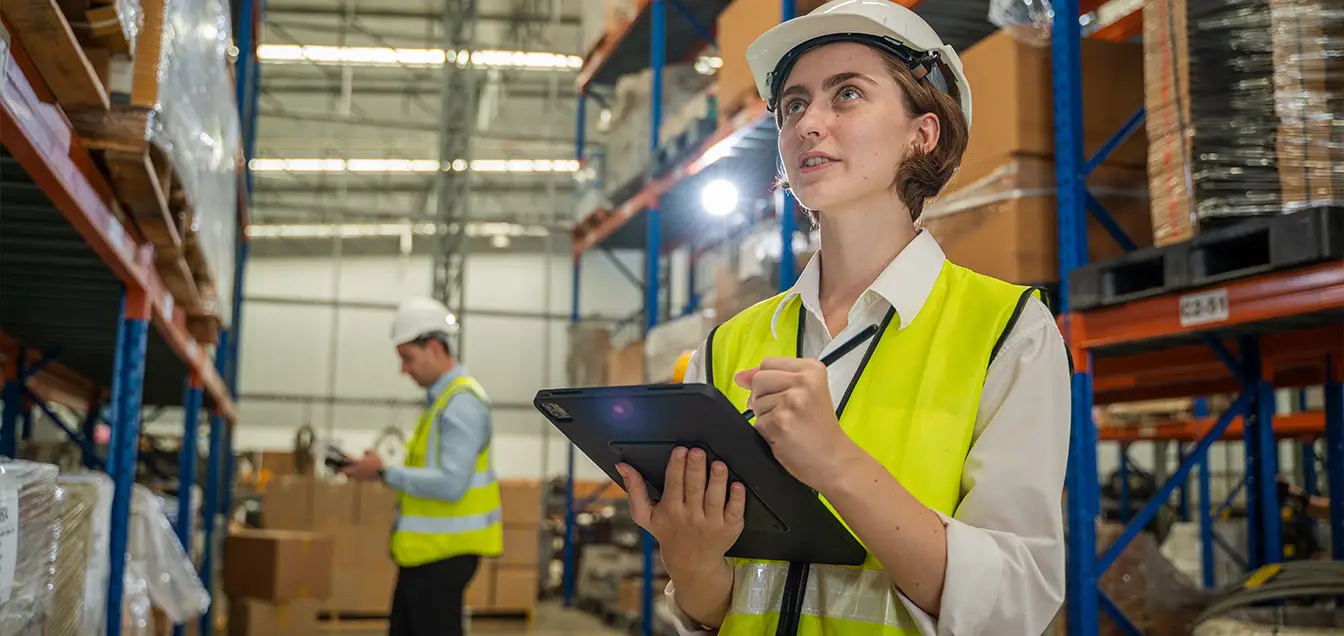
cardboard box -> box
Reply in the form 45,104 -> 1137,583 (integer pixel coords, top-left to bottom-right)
260,476 -> 313,530
330,525 -> 360,567
357,524 -> 392,564
223,530 -> 334,602
492,565 -> 539,611
716,0 -> 829,118
259,451 -> 296,476
500,526 -> 541,567
620,576 -> 671,615
922,159 -> 1154,283
356,481 -> 398,527
499,479 -> 544,525
229,599 -> 319,636
954,30 -> 1147,190
467,561 -> 495,608
311,480 -> 358,531
605,340 -> 647,386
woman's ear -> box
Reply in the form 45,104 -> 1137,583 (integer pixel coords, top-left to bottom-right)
914,112 -> 941,154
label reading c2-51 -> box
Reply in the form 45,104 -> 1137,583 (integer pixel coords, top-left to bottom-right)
1178,288 -> 1230,327
0,487 -> 18,604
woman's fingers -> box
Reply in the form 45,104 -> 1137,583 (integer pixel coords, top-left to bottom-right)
662,447 -> 687,504
683,448 -> 707,513
725,482 -> 747,527
617,464 -> 653,528
703,460 -> 729,521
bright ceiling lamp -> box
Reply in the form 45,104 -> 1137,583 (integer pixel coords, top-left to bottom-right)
701,179 -> 739,217
248,158 -> 580,173
255,44 -> 582,70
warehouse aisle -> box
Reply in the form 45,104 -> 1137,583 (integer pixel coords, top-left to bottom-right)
319,602 -> 628,635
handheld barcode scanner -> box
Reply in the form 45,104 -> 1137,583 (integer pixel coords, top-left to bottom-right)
324,446 -> 354,470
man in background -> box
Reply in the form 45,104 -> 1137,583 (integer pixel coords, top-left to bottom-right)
342,298 -> 503,636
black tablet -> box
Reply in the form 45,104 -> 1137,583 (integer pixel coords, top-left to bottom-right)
534,383 -> 868,566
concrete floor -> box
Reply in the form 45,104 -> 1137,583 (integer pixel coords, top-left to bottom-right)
319,601 -> 627,636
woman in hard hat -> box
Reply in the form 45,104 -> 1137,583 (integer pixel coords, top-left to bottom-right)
613,2 -> 1071,634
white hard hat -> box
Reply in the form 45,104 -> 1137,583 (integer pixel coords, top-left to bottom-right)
390,298 -> 460,346
746,0 -> 973,129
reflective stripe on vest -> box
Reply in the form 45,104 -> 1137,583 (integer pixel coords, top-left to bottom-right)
390,375 -> 504,567
708,260 -> 1039,635
730,563 -> 920,631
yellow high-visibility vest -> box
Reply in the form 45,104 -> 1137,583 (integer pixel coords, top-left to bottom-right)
390,375 -> 504,567
708,260 -> 1044,635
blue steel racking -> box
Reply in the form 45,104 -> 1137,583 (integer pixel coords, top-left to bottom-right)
564,0 -> 1344,634
0,0 -> 261,631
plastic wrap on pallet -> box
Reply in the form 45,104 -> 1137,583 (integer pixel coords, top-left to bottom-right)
148,0 -> 241,322
0,460 -> 60,636
57,472 -> 114,636
129,484 -> 210,623
66,0 -> 145,55
1143,0 -> 1343,246
987,0 -> 1054,46
48,484 -> 93,636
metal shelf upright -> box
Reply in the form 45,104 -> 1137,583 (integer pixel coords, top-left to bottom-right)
1051,0 -> 1343,634
0,0 -> 259,631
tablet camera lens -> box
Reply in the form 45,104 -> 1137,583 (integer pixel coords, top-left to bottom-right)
542,403 -> 570,420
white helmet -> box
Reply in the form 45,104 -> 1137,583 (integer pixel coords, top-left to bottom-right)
390,298 -> 460,346
746,0 -> 973,129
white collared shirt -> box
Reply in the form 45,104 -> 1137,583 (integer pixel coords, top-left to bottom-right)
667,231 -> 1070,636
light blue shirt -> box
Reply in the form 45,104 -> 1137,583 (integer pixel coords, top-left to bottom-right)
382,365 -> 492,502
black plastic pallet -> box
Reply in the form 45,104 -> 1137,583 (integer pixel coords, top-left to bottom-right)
1068,206 -> 1344,311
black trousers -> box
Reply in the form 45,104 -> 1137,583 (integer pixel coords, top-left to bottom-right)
389,554 -> 481,636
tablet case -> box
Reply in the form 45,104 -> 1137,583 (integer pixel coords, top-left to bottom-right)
535,383 -> 868,566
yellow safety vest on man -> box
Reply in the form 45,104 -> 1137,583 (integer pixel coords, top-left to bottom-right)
390,375 -> 504,568
707,261 -> 1043,635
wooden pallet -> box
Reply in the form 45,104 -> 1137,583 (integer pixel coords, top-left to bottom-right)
0,0 -> 110,112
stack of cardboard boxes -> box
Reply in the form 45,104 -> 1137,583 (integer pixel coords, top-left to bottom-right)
714,0 -> 829,121
919,30 -> 1155,284
249,475 -> 545,623
223,530 -> 334,636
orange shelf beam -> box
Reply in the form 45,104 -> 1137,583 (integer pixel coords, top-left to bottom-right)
1068,262 -> 1344,352
0,32 -> 237,422
1099,411 -> 1326,442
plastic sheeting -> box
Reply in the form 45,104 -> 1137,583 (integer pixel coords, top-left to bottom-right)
58,472 -> 115,636
129,484 -> 211,624
0,460 -> 60,636
1143,0 -> 1343,244
128,0 -> 241,323
987,0 -> 1054,46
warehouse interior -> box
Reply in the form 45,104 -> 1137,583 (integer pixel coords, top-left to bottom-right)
0,0 -> 1341,633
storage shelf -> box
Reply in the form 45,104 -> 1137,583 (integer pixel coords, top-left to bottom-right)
577,0 -> 722,92
0,36 -> 236,418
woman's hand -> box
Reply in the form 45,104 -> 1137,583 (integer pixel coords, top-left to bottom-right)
617,447 -> 746,574
734,357 -> 863,493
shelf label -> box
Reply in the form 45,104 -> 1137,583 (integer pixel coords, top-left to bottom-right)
0,487 -> 17,604
1178,288 -> 1229,327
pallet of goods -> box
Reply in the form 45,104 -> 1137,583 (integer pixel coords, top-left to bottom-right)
1067,0 -> 1343,310
2,0 -> 241,344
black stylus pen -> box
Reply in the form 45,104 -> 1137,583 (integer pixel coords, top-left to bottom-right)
740,322 -> 881,421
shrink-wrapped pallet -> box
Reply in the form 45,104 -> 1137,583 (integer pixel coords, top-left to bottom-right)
0,460 -> 61,636
57,472 -> 115,636
1142,0 -> 1343,245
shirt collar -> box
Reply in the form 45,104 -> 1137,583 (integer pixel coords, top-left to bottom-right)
426,365 -> 467,406
769,230 -> 947,339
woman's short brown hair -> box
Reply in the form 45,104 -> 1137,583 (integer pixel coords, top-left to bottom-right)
775,47 -> 970,222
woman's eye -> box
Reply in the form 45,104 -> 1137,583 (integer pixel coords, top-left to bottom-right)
838,87 -> 860,101
785,100 -> 806,115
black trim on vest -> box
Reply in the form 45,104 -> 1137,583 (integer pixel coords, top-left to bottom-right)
832,308 -> 898,420
704,324 -> 721,387
988,286 -> 1047,369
